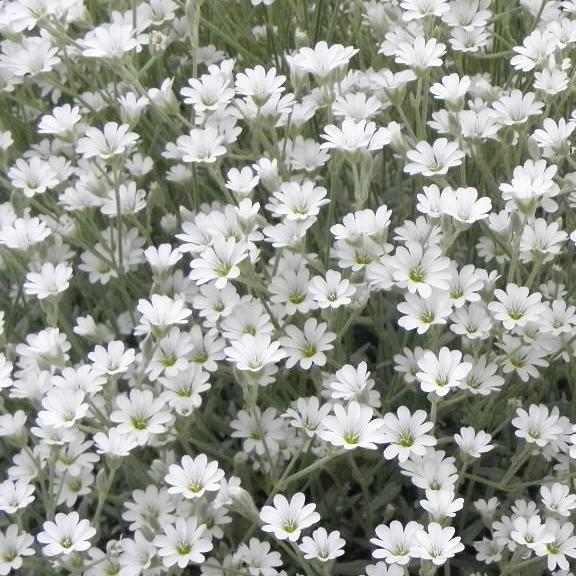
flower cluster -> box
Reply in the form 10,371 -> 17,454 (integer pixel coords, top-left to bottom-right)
0,0 -> 576,575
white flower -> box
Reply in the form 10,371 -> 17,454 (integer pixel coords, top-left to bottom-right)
235,538 -> 283,576
0,525 -> 34,574
309,270 -> 356,308
381,406 -> 436,462
76,122 -> 139,160
110,389 -> 171,446
510,516 -> 554,549
175,127 -> 227,163
8,157 -> 59,197
397,289 -> 453,334
270,180 -> 329,221
299,528 -> 345,561
189,239 -> 248,289
88,341 -> 136,375
279,318 -> 336,369
390,242 -> 452,298
80,23 -> 138,58
394,36 -> 446,70
488,283 -> 546,330
24,262 -> 73,300
260,493 -> 320,541
37,512 -> 96,557
154,518 -> 213,568
289,41 -> 358,79
165,454 -> 225,499
416,347 -> 472,397
414,523 -> 464,565
318,401 -> 386,450
454,427 -> 494,458
0,480 -> 35,514
512,404 -> 563,447
320,118 -> 391,152
405,139 -> 465,176
540,484 -> 576,517
371,521 -> 424,565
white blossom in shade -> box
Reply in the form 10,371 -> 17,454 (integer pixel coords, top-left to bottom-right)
318,401 -> 386,450
36,512 -> 96,556
279,318 -> 336,369
400,449 -> 458,492
23,262 -> 73,300
299,527 -> 345,561
404,138 -> 465,176
510,516 -> 554,550
235,538 -> 283,576
289,41 -> 358,79
119,531 -> 156,575
533,519 -> 576,571
380,406 -> 436,462
309,270 -> 356,308
540,484 -> 576,517
109,389 -> 171,446
488,284 -> 546,330
230,407 -> 286,456
454,427 -> 494,458
397,289 -> 453,334
260,493 -> 320,541
420,489 -> 464,521
363,562 -> 404,576
416,347 -> 472,397
371,520 -> 424,565
497,335 -> 549,383
320,118 -> 391,152
414,523 -> 464,565
389,242 -> 452,298
0,480 -> 35,514
100,181 -> 147,217
165,454 -> 225,499
76,122 -> 139,160
154,517 -> 213,568
88,341 -> 136,376
189,239 -> 248,289
512,404 -> 563,447
283,397 -> 332,437
0,525 -> 34,574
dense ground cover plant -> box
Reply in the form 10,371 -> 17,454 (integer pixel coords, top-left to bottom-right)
1,0 -> 576,574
